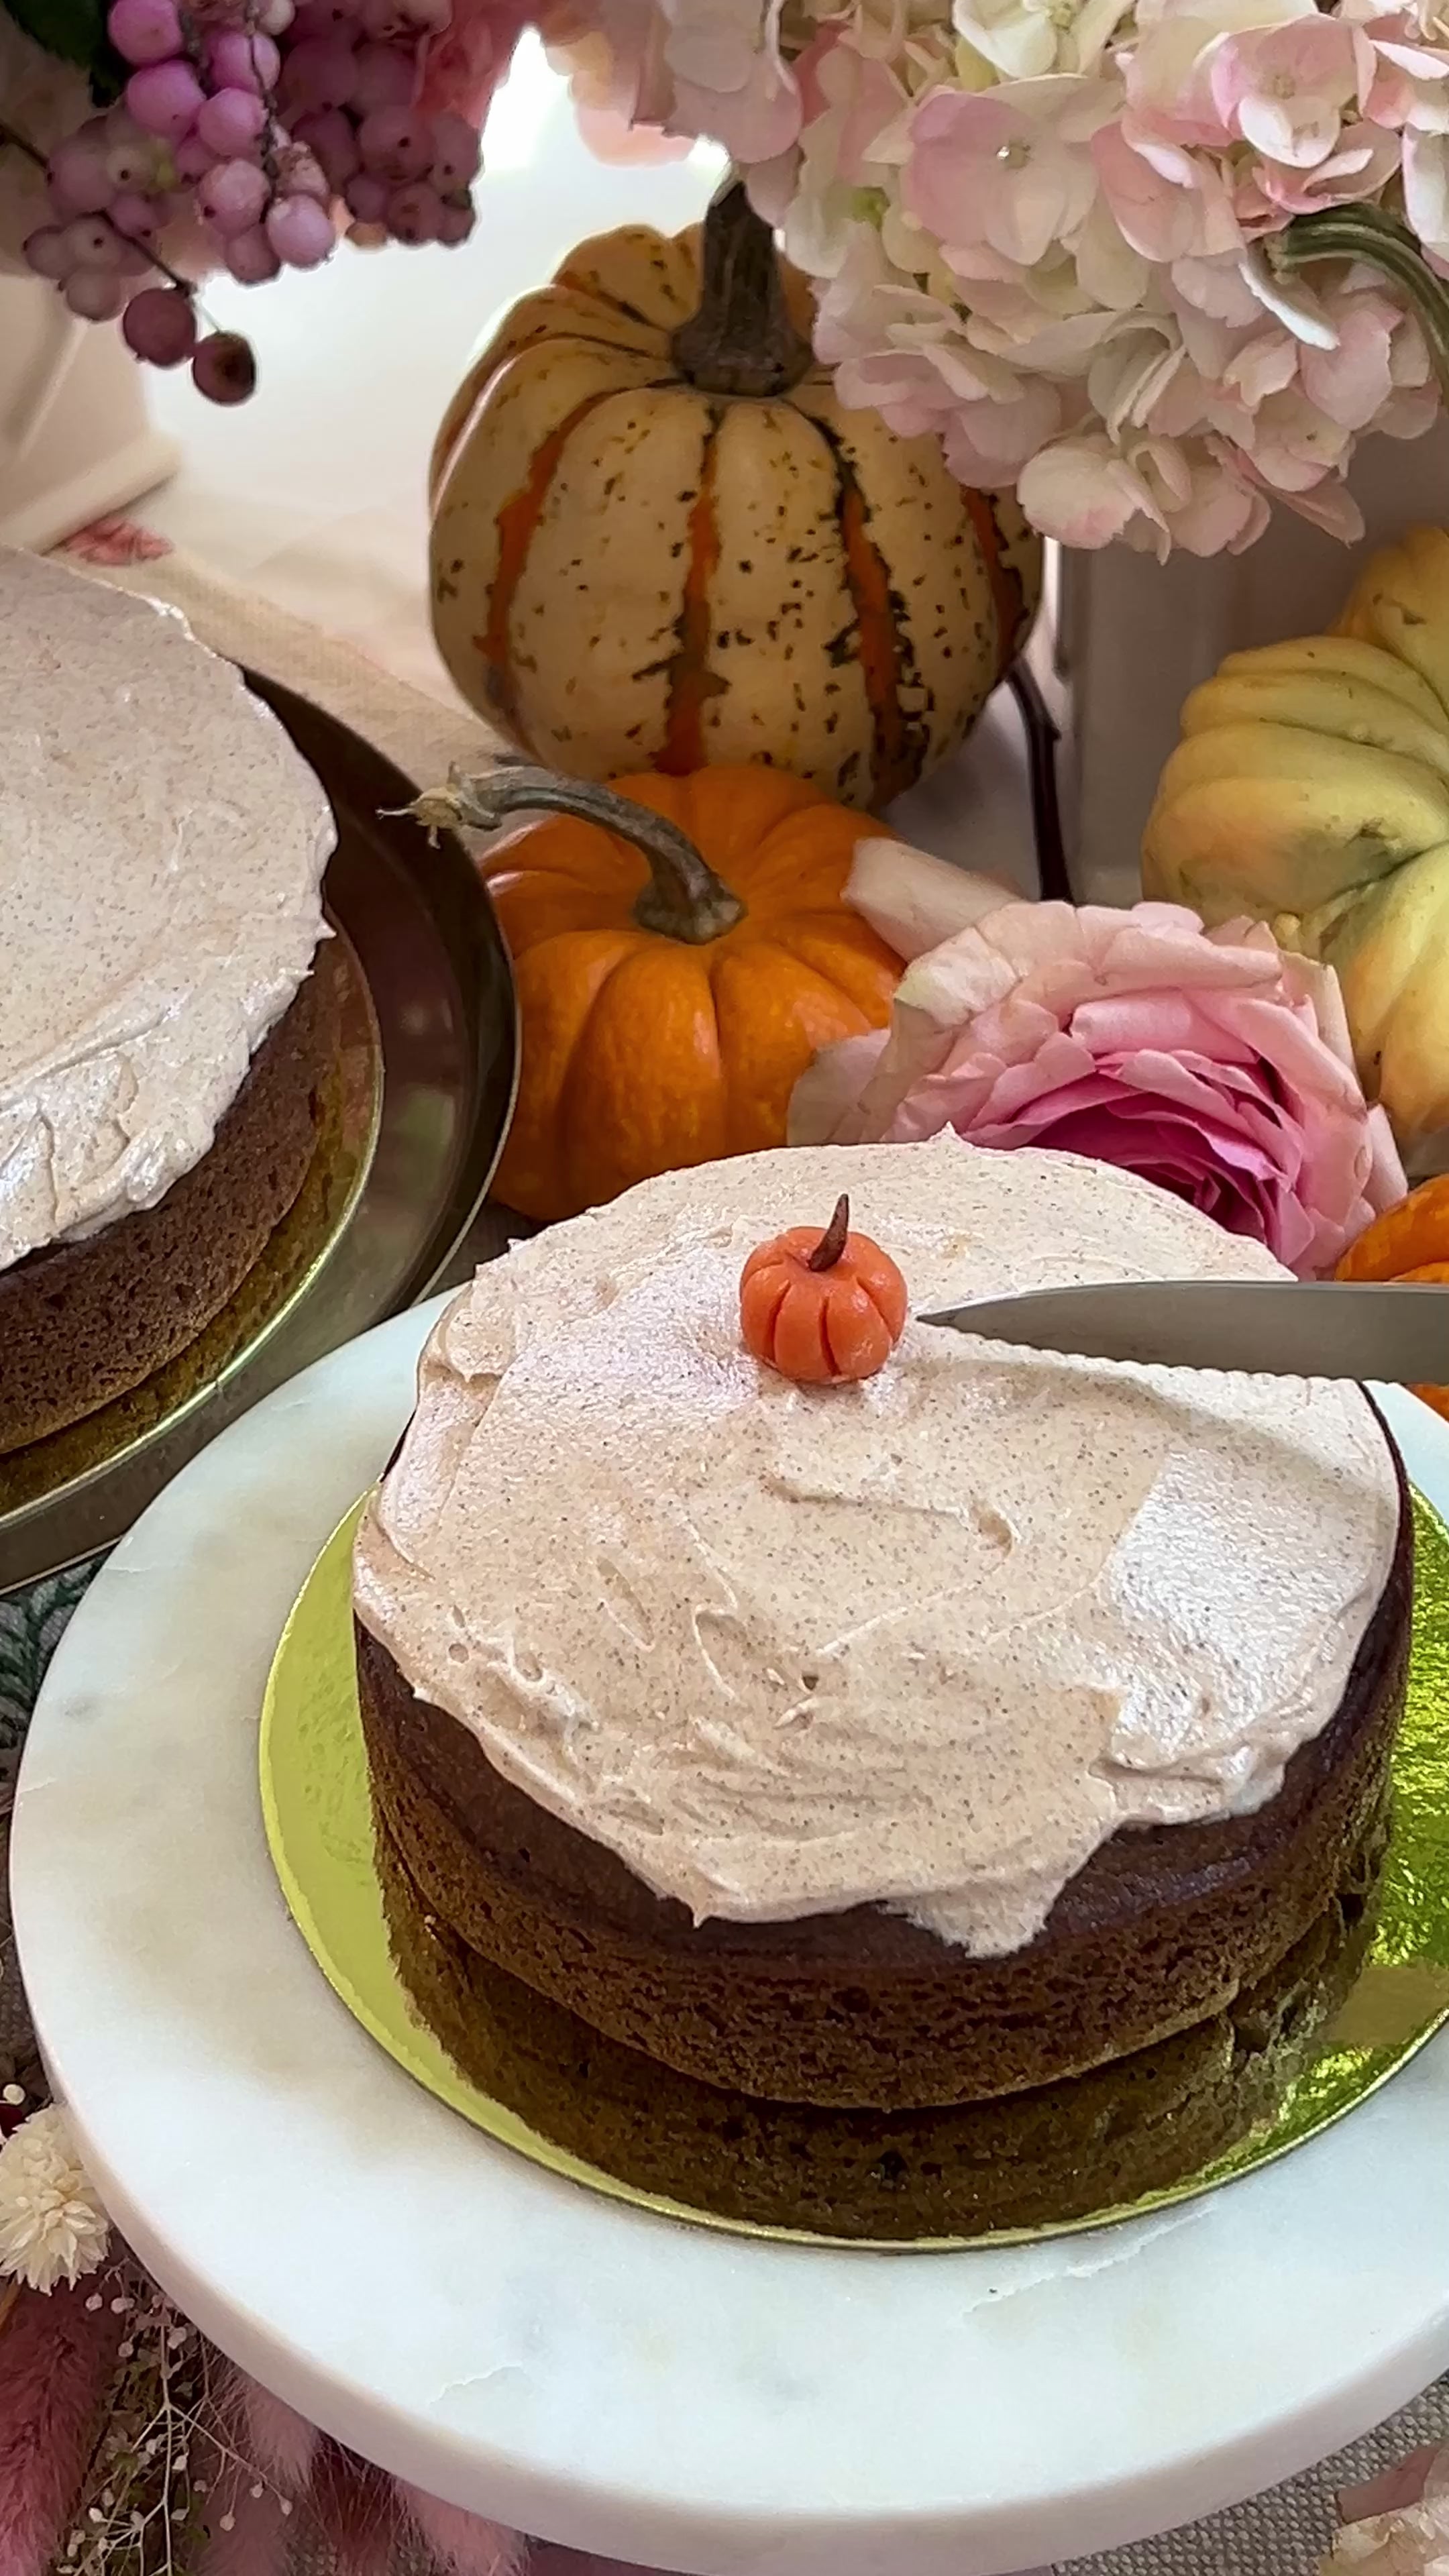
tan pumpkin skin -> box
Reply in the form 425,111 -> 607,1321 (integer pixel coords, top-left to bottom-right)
429,221 -> 1041,810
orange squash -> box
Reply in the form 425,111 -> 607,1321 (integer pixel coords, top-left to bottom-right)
1336,1174 -> 1449,1421
740,1195 -> 908,1384
428,183 -> 1040,810
413,762 -> 903,1223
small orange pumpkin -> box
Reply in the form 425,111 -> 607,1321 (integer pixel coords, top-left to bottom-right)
740,1194 -> 908,1385
1336,1173 -> 1449,1422
413,763 -> 902,1224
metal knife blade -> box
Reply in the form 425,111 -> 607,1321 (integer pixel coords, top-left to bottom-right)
918,1279 -> 1449,1384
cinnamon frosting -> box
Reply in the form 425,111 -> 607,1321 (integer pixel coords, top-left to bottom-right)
0,551 -> 333,1273
353,1138 -> 1401,1957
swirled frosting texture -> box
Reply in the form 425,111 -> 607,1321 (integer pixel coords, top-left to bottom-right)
354,1137 -> 1401,1957
0,551 -> 333,1272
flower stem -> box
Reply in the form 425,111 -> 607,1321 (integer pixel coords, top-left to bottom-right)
407,762 -> 748,944
1271,206 -> 1449,410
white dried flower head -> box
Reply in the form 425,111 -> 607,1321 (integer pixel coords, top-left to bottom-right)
1322,2448 -> 1449,2572
0,2104 -> 111,2292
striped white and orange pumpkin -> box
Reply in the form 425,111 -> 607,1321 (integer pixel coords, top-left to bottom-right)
428,186 -> 1041,811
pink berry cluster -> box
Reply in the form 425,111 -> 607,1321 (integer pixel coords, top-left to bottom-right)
21,0 -> 482,402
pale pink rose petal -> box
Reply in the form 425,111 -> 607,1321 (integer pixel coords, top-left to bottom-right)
788,1030 -> 892,1144
788,894 -> 1406,1273
894,921 -> 1034,1030
844,838 -> 1014,961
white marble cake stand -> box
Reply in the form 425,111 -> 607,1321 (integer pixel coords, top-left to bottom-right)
11,1306 -> 1449,2576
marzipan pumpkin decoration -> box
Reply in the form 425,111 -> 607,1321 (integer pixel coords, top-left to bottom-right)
740,1195 -> 908,1385
428,182 -> 1040,810
1336,1173 -> 1449,1422
1143,524 -> 1449,1165
411,761 -> 902,1224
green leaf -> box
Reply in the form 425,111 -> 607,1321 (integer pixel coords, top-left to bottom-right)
2,0 -> 108,72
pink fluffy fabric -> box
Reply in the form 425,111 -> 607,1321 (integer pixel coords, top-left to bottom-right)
224,2369 -> 643,2576
396,2479 -> 528,2575
234,2376 -> 321,2492
529,2553 -> 658,2575
309,2439 -> 399,2576
199,2459 -> 292,2576
0,2277 -> 124,2576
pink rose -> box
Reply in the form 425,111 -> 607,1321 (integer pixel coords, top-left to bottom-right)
790,849 -> 1405,1277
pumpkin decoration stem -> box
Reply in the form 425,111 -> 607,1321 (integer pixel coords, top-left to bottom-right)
669,178 -> 815,400
807,1195 -> 851,1273
409,762 -> 747,944
1267,207 -> 1449,408
740,1199 -> 909,1383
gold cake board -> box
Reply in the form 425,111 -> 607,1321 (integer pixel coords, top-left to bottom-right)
261,1494 -> 1449,2252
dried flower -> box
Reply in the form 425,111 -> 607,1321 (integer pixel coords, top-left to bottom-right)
1324,2443 -> 1449,2569
0,2105 -> 111,2293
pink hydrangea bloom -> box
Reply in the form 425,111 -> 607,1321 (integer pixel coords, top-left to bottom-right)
665,0 -> 802,160
1018,427 -> 1271,553
905,81 -> 1108,270
791,855 -> 1405,1277
1209,13 -> 1373,164
417,0 -> 531,121
577,0 -> 1445,554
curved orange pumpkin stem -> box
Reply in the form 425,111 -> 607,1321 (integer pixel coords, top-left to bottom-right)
407,760 -> 747,945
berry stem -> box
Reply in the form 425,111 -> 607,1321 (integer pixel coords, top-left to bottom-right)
807,1197 -> 851,1273
2,114 -> 207,314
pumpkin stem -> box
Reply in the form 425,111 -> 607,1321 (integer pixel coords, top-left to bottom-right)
1267,207 -> 1449,409
407,762 -> 748,945
670,177 -> 815,400
807,1195 -> 851,1273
